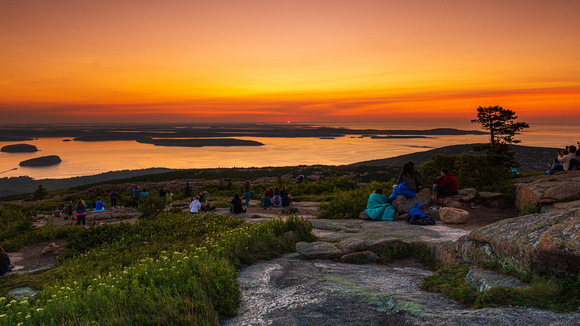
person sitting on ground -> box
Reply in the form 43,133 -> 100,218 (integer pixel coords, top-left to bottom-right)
280,186 -> 292,207
230,194 -> 244,214
273,186 -> 280,196
272,194 -> 282,208
265,187 -> 273,198
0,246 -> 10,277
91,199 -> 97,210
557,145 -> 579,171
53,208 -> 61,218
546,158 -> 564,175
261,194 -> 272,209
201,203 -> 216,212
189,196 -> 201,214
141,188 -> 149,197
432,168 -> 458,201
76,200 -> 87,227
94,199 -> 105,211
364,188 -> 395,221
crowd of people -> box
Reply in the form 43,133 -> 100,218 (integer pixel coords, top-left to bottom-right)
363,161 -> 459,221
547,142 -> 580,174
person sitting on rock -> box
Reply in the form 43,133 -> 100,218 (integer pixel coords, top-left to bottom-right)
230,194 -> 245,214
53,208 -> 61,218
94,199 -> 105,211
0,246 -> 10,277
364,188 -> 395,221
261,194 -> 272,209
432,168 -> 458,201
265,187 -> 273,198
557,145 -> 579,171
546,158 -> 564,175
389,162 -> 421,202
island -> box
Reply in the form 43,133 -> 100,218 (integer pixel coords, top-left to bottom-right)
19,155 -> 62,167
1,144 -> 39,153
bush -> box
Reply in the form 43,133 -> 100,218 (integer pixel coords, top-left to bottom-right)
420,153 -> 515,194
317,181 -> 393,219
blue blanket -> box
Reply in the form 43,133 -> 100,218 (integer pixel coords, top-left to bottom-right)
389,182 -> 416,202
364,193 -> 395,221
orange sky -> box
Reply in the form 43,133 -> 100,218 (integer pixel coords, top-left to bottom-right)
1,0 -> 579,124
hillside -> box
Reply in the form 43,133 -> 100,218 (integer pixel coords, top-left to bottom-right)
352,144 -> 557,172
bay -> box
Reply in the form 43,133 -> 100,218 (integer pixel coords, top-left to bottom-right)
0,123 -> 576,179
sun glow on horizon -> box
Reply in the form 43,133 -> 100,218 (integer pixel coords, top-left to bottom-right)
1,0 -> 579,124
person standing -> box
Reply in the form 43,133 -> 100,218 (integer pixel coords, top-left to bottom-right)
63,201 -> 74,220
110,190 -> 119,208
75,200 -> 87,227
132,186 -> 142,208
244,178 -> 251,193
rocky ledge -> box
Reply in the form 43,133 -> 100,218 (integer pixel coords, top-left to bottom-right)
437,209 -> 580,277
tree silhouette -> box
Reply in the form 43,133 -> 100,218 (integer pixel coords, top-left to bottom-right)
471,105 -> 529,157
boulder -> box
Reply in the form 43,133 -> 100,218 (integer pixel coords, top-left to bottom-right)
391,188 -> 431,214
465,267 -> 527,293
339,251 -> 378,264
362,238 -> 404,253
439,207 -> 470,224
279,231 -> 296,248
295,242 -> 343,260
553,200 -> 580,211
359,211 -> 371,220
458,188 -> 477,201
514,171 -> 580,210
445,210 -> 580,277
335,239 -> 366,254
42,242 -> 60,254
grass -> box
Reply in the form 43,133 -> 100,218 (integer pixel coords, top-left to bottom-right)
0,212 -> 315,325
420,263 -> 580,312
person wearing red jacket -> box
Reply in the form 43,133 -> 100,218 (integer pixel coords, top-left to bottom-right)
433,168 -> 458,201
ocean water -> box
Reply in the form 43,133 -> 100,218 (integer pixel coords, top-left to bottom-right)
0,123 -> 576,179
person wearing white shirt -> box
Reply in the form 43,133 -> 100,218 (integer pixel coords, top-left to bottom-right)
189,196 -> 201,214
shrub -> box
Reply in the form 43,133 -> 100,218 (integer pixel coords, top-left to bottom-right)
316,181 -> 393,219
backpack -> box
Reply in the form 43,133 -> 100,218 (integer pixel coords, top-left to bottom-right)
406,203 -> 436,225
273,195 -> 282,207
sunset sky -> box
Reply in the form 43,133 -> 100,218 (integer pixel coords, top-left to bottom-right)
1,0 -> 579,125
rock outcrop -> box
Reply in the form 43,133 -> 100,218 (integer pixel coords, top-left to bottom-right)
465,267 -> 527,293
514,171 -> 580,210
438,210 -> 580,277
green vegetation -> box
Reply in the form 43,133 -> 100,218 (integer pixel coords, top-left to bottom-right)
316,181 -> 394,219
420,263 -> 580,312
0,212 -> 315,325
420,153 -> 515,194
